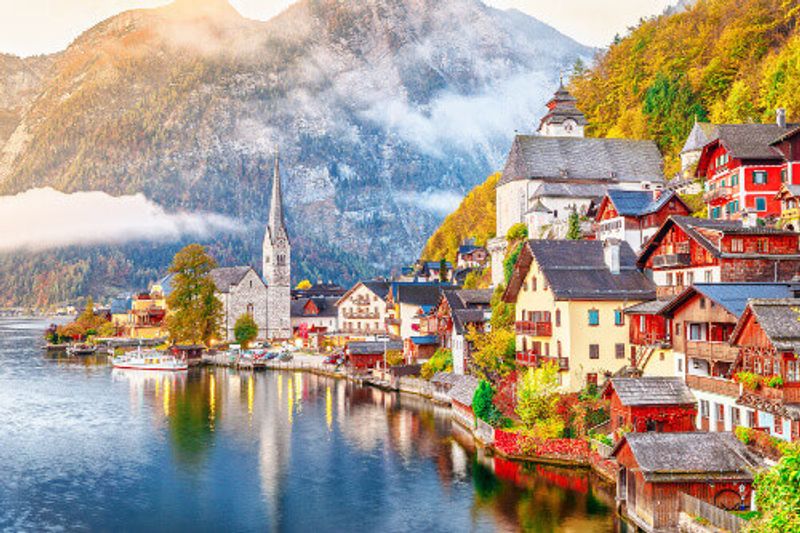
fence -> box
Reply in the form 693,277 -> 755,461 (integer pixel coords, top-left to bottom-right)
680,493 -> 745,533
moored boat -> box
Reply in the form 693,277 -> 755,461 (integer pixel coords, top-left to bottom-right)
112,350 -> 188,371
67,344 -> 97,356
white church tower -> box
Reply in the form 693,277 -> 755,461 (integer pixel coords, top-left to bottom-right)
263,151 -> 292,340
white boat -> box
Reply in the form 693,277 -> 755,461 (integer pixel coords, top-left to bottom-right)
111,350 -> 188,371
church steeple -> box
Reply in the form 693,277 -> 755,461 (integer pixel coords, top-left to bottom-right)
537,81 -> 586,138
263,148 -> 292,340
268,151 -> 289,245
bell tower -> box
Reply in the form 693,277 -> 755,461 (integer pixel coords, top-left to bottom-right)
263,150 -> 292,340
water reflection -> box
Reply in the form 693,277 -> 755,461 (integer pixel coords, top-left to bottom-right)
1,319 -> 619,532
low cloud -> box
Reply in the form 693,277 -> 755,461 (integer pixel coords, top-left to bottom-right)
398,190 -> 464,216
0,188 -> 242,252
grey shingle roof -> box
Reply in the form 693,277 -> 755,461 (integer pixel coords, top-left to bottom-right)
347,340 -> 403,355
498,135 -> 664,187
449,375 -> 480,407
746,298 -> 800,352
609,377 -> 696,406
680,122 -> 718,154
527,240 -> 656,301
393,282 -> 445,306
715,124 -> 791,161
441,289 -> 492,334
623,299 -> 672,315
529,182 -> 608,200
210,267 -> 253,293
291,296 -> 339,318
617,432 -> 759,482
362,280 -> 391,300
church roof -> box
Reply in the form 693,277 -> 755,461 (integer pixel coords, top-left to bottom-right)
538,83 -> 587,130
210,267 -> 253,293
498,136 -> 664,187
266,152 -> 290,246
680,121 -> 718,154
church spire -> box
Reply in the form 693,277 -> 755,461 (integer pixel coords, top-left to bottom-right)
268,149 -> 288,244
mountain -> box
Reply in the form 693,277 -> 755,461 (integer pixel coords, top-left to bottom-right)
571,0 -> 800,176
0,0 -> 590,306
0,53 -> 56,148
422,0 -> 800,263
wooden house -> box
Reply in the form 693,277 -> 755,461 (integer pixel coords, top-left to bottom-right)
660,283 -> 798,433
613,432 -> 759,532
448,375 -> 480,429
344,340 -> 402,370
430,289 -> 492,374
624,299 -> 674,376
775,183 -> 800,231
729,298 -> 800,441
637,215 -> 800,299
603,377 -> 696,436
595,189 -> 690,253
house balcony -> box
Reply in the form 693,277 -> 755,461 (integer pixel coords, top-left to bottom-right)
516,352 -> 568,370
514,321 -> 553,337
340,325 -> 385,335
685,374 -> 741,398
343,311 -> 380,319
385,317 -> 401,326
685,341 -> 739,362
351,296 -> 372,306
631,330 -> 671,347
703,186 -> 733,204
652,253 -> 692,268
750,384 -> 800,404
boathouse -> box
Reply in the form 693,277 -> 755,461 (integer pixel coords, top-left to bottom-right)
344,340 -> 402,370
603,377 -> 697,436
613,432 -> 758,532
449,375 -> 480,428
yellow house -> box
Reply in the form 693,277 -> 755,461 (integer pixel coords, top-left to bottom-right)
127,277 -> 172,339
503,239 -> 656,392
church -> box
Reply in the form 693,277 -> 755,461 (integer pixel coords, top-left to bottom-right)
488,82 -> 665,287
213,153 -> 292,341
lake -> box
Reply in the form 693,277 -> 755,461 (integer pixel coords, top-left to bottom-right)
0,318 -> 623,532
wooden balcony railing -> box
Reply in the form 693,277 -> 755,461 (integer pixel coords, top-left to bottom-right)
703,186 -> 733,203
515,321 -> 553,337
755,384 -> 800,403
516,352 -> 568,370
343,311 -> 380,319
686,341 -> 739,362
686,374 -> 741,398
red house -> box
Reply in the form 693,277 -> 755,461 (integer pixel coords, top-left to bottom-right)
448,375 -> 480,429
729,298 -> 800,442
637,215 -> 800,298
624,299 -> 672,368
613,432 -> 758,532
697,117 -> 795,220
603,377 -> 696,436
595,189 -> 690,253
345,340 -> 403,370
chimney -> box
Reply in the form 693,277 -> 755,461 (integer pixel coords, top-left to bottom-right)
777,108 -> 787,128
604,239 -> 621,275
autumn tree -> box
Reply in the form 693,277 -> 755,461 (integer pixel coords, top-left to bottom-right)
516,362 -> 564,439
57,296 -> 110,340
234,314 -> 259,349
165,244 -> 223,347
295,279 -> 312,290
747,442 -> 800,532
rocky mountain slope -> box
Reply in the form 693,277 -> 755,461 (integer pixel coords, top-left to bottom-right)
0,53 -> 56,148
0,0 -> 590,305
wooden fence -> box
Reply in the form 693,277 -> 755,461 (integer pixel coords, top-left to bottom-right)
680,493 -> 745,533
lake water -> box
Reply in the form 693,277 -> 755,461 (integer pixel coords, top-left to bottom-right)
0,318 -> 622,532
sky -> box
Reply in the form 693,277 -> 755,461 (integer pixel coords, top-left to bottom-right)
0,0 -> 674,57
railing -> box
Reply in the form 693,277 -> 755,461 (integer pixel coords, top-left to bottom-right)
703,186 -> 733,203
680,493 -> 745,533
385,317 -> 401,325
514,321 -> 553,337
631,330 -> 670,347
343,311 -> 380,319
686,340 -> 739,362
340,326 -> 385,335
516,352 -> 568,370
686,374 -> 741,397
755,384 -> 800,403
653,253 -> 692,268
350,297 -> 373,306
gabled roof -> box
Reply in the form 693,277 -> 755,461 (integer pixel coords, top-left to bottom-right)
392,282 -> 446,307
410,335 -> 438,346
623,299 -> 672,315
605,377 -> 695,406
730,298 -> 800,353
660,283 -> 800,319
602,189 -> 688,218
712,124 -> 789,160
347,340 -> 403,355
441,289 -> 493,334
504,240 -> 656,302
637,215 -> 800,268
613,432 -> 759,482
776,183 -> 800,200
336,279 -> 390,306
210,267 -> 255,293
681,121 -> 718,154
498,136 -> 664,187
458,244 -> 484,255
291,296 -> 339,318
529,182 -> 608,200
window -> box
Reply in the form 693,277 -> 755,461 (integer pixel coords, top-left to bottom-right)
731,407 -> 741,427
731,238 -> 744,253
586,373 -> 598,386
711,207 -> 720,219
588,309 -> 599,326
717,404 -> 725,425
787,359 -> 799,382
677,357 -> 683,373
688,323 -> 706,341
247,303 -> 254,317
676,273 -> 684,287
755,197 -> 767,212
687,272 -> 694,285
756,238 -> 769,253
731,173 -> 739,186
782,168 -> 788,183
532,276 -> 537,291
675,322 -> 681,336
589,344 -> 600,359
545,343 -> 550,356
699,298 -> 706,309
639,315 -> 646,333
557,341 -> 562,357
775,415 -> 783,434
704,270 -> 713,282
747,411 -> 756,428
614,309 -> 624,326
666,272 -> 674,286
753,170 -> 768,184
615,343 -> 625,359
700,400 -> 709,418
555,309 -> 561,327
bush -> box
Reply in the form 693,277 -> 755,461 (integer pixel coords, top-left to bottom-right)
385,350 -> 404,367
735,371 -> 762,391
766,375 -> 784,389
503,242 -> 524,285
233,314 -> 259,349
747,442 -> 800,532
505,223 -> 528,242
472,380 -> 509,427
421,348 -> 453,379
735,425 -> 754,445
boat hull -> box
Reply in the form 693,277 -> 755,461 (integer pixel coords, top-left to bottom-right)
112,364 -> 188,371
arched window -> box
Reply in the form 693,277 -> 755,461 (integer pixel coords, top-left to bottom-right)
247,303 -> 254,317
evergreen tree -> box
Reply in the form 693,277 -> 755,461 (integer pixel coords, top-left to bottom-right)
165,244 -> 222,346
566,211 -> 581,240
439,258 -> 448,283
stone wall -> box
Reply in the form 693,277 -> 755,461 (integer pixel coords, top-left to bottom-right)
218,269 -> 268,341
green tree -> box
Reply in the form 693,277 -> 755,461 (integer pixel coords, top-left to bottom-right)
566,211 -> 581,240
473,380 -> 496,422
503,242 -> 524,285
165,244 -> 223,346
234,314 -> 259,349
747,443 -> 800,532
421,348 -> 453,379
516,362 -> 563,438
439,258 -> 448,283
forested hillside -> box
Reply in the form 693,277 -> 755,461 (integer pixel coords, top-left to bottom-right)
572,0 -> 800,175
421,172 -> 498,262
422,0 -> 800,258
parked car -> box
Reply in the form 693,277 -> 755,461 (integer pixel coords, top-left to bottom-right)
323,354 -> 343,365
278,352 -> 293,362
265,352 -> 280,361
